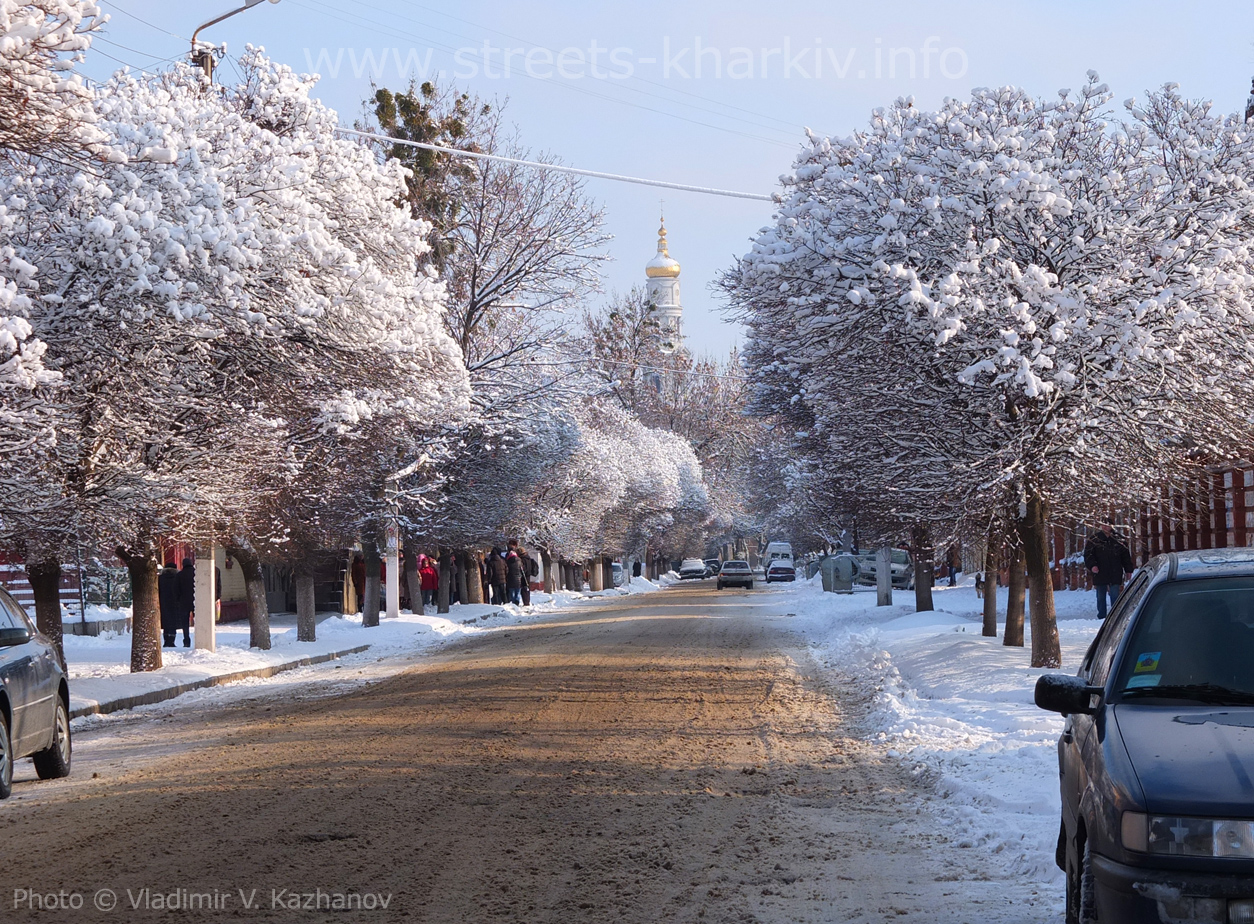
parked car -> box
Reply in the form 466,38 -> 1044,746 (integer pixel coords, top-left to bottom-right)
703,558 -> 721,578
1035,549 -> 1254,924
0,586 -> 72,799
855,548 -> 915,590
678,559 -> 708,580
765,560 -> 796,583
611,562 -> 625,587
717,561 -> 753,591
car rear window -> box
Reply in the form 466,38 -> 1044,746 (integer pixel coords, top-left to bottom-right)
1112,577 -> 1254,698
722,562 -> 749,571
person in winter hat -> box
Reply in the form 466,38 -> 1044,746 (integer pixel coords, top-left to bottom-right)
159,560 -> 181,648
1083,524 -> 1134,619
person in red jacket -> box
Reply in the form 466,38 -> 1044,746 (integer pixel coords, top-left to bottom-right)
419,555 -> 438,607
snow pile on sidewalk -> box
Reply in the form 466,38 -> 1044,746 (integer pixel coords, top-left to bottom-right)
65,582 -> 661,716
765,576 -> 1102,892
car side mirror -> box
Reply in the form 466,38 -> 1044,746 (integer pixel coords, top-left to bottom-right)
0,626 -> 32,647
1035,673 -> 1102,716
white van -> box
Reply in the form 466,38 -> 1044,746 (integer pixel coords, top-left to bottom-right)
763,542 -> 793,567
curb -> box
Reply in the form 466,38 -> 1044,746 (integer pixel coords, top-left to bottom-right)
69,644 -> 373,719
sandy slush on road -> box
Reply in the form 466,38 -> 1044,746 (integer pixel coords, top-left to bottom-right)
2,583 -> 1048,922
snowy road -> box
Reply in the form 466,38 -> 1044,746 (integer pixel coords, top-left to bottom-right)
4,583 -> 1052,922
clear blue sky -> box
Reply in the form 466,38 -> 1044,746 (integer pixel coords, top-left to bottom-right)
81,1 -> 1254,358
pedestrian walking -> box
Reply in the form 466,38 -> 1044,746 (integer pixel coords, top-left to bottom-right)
175,557 -> 195,647
419,555 -> 438,607
1083,524 -> 1134,619
159,560 -> 181,648
489,547 -> 508,606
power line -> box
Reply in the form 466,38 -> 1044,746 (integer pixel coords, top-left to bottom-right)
337,127 -> 774,202
98,0 -> 188,41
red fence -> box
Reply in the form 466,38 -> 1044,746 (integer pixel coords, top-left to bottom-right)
1050,465 -> 1254,591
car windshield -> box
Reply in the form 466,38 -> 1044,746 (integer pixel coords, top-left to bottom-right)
1114,577 -> 1254,702
891,551 -> 910,564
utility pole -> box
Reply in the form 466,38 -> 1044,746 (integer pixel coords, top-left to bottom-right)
190,0 -> 281,80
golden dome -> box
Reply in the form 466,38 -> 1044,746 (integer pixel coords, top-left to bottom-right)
645,218 -> 681,278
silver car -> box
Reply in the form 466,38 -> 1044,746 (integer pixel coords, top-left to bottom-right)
0,586 -> 71,798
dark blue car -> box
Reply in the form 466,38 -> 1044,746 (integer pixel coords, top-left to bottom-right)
1036,549 -> 1254,924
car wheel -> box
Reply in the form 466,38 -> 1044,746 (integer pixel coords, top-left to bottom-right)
717,582 -> 723,590
1066,836 -> 1098,924
0,709 -> 12,799
748,582 -> 754,590
33,695 -> 71,780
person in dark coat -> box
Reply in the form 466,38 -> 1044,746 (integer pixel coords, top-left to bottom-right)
489,547 -> 508,606
509,540 -> 536,606
159,561 -> 181,648
1083,524 -> 1134,619
505,550 -> 524,605
175,557 -> 195,647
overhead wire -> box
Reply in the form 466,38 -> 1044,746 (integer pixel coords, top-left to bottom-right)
98,0 -> 189,41
336,127 -> 773,201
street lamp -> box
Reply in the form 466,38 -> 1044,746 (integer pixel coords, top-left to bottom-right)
190,0 -> 280,80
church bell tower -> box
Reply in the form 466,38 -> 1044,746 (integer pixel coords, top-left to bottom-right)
644,216 -> 683,353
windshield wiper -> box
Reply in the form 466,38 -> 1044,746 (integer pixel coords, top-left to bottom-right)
1121,683 -> 1254,705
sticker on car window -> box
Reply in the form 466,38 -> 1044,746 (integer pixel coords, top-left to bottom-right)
1127,674 -> 1161,689
1134,652 -> 1162,673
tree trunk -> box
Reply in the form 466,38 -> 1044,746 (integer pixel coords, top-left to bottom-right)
876,546 -> 893,607
465,551 -> 484,605
362,539 -> 381,628
404,538 -> 422,614
117,543 -> 162,673
589,556 -> 604,592
228,544 -> 270,650
295,569 -> 316,642
541,548 -> 555,593
912,523 -> 934,612
1004,541 -> 1026,648
437,550 -> 452,614
982,535 -> 999,638
602,556 -> 614,590
1020,490 -> 1062,668
27,558 -> 65,670
456,550 -> 470,606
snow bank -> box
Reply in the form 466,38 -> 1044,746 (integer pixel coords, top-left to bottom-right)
765,578 -> 1101,897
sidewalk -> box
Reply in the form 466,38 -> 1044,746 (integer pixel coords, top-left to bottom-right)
64,578 -> 664,720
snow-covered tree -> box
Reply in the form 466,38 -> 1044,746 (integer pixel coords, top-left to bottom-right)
0,0 -> 103,157
2,51 -> 469,668
726,75 -> 1254,666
